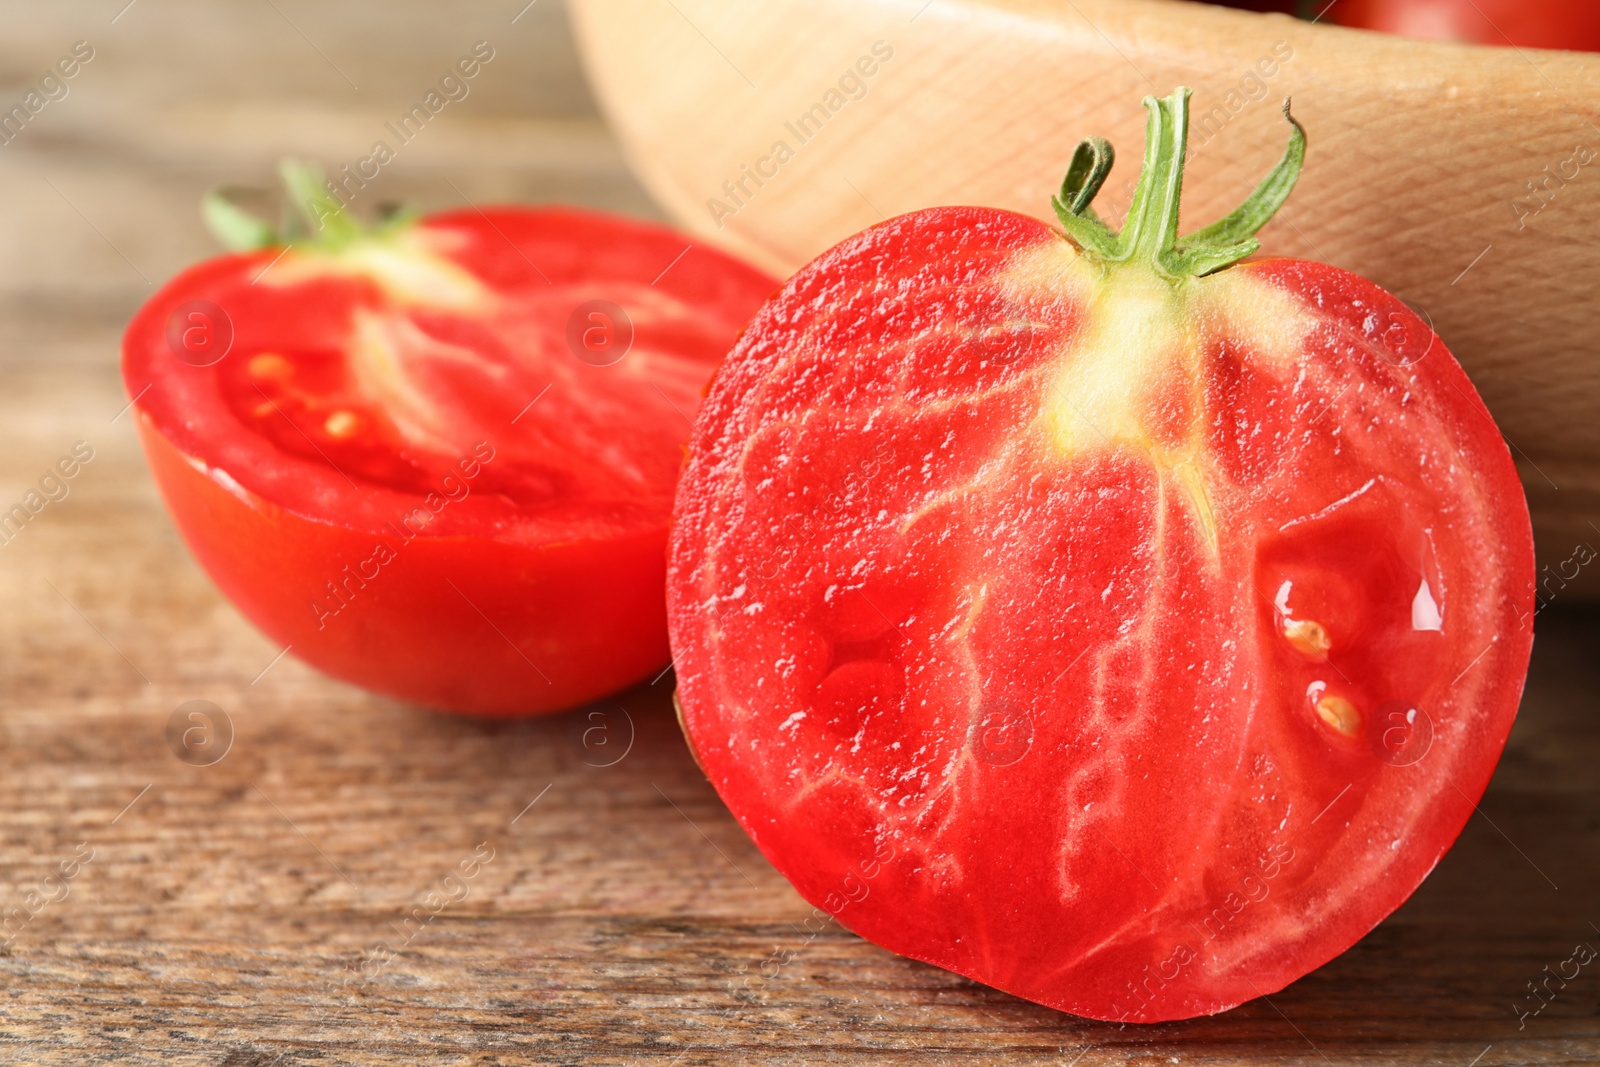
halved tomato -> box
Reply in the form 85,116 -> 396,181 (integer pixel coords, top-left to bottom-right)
124,165 -> 774,714
667,91 -> 1534,1019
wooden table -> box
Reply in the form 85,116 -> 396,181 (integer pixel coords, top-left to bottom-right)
1,2 -> 1596,1063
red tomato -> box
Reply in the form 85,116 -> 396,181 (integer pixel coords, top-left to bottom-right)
125,171 -> 774,715
1329,0 -> 1600,50
666,91 -> 1534,1020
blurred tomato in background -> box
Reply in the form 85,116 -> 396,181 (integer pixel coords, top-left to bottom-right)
1197,0 -> 1600,52
1201,0 -> 1298,11
1329,0 -> 1600,49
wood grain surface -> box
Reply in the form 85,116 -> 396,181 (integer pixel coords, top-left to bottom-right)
570,0 -> 1600,597
1,1 -> 1597,1064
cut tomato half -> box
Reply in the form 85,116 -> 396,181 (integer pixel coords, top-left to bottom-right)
125,167 -> 774,714
667,91 -> 1534,1019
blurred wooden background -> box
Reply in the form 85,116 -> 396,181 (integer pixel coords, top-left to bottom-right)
571,0 -> 1600,594
0,1 -> 1596,1063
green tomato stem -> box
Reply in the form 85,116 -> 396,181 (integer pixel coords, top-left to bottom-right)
201,159 -> 417,253
1052,87 -> 1307,279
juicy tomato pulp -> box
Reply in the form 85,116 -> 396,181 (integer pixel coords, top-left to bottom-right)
1329,0 -> 1600,50
667,209 -> 1534,1019
125,208 -> 774,714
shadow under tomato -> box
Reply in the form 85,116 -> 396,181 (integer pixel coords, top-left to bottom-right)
404,608 -> 1599,1057
964,607 -> 1600,1055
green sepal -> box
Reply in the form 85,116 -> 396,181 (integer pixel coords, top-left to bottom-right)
1055,136 -> 1115,221
1170,237 -> 1260,278
199,158 -> 418,253
1056,214 -> 1120,259
1051,136 -> 1120,258
1179,100 -> 1306,255
201,187 -> 278,252
276,159 -> 363,247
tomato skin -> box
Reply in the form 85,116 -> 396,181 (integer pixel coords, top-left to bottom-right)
666,205 -> 1534,1021
1330,0 -> 1600,51
136,418 -> 670,714
125,206 -> 774,715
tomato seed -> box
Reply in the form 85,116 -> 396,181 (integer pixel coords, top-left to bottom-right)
248,352 -> 293,379
1315,694 -> 1362,737
1283,617 -> 1331,659
324,410 -> 360,438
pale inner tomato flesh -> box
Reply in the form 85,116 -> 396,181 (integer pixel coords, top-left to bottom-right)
220,238 -> 724,515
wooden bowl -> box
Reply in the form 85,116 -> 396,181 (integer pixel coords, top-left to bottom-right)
571,0 -> 1600,597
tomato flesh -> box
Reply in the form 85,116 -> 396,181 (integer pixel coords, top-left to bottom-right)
125,208 -> 774,714
666,208 -> 1534,1020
